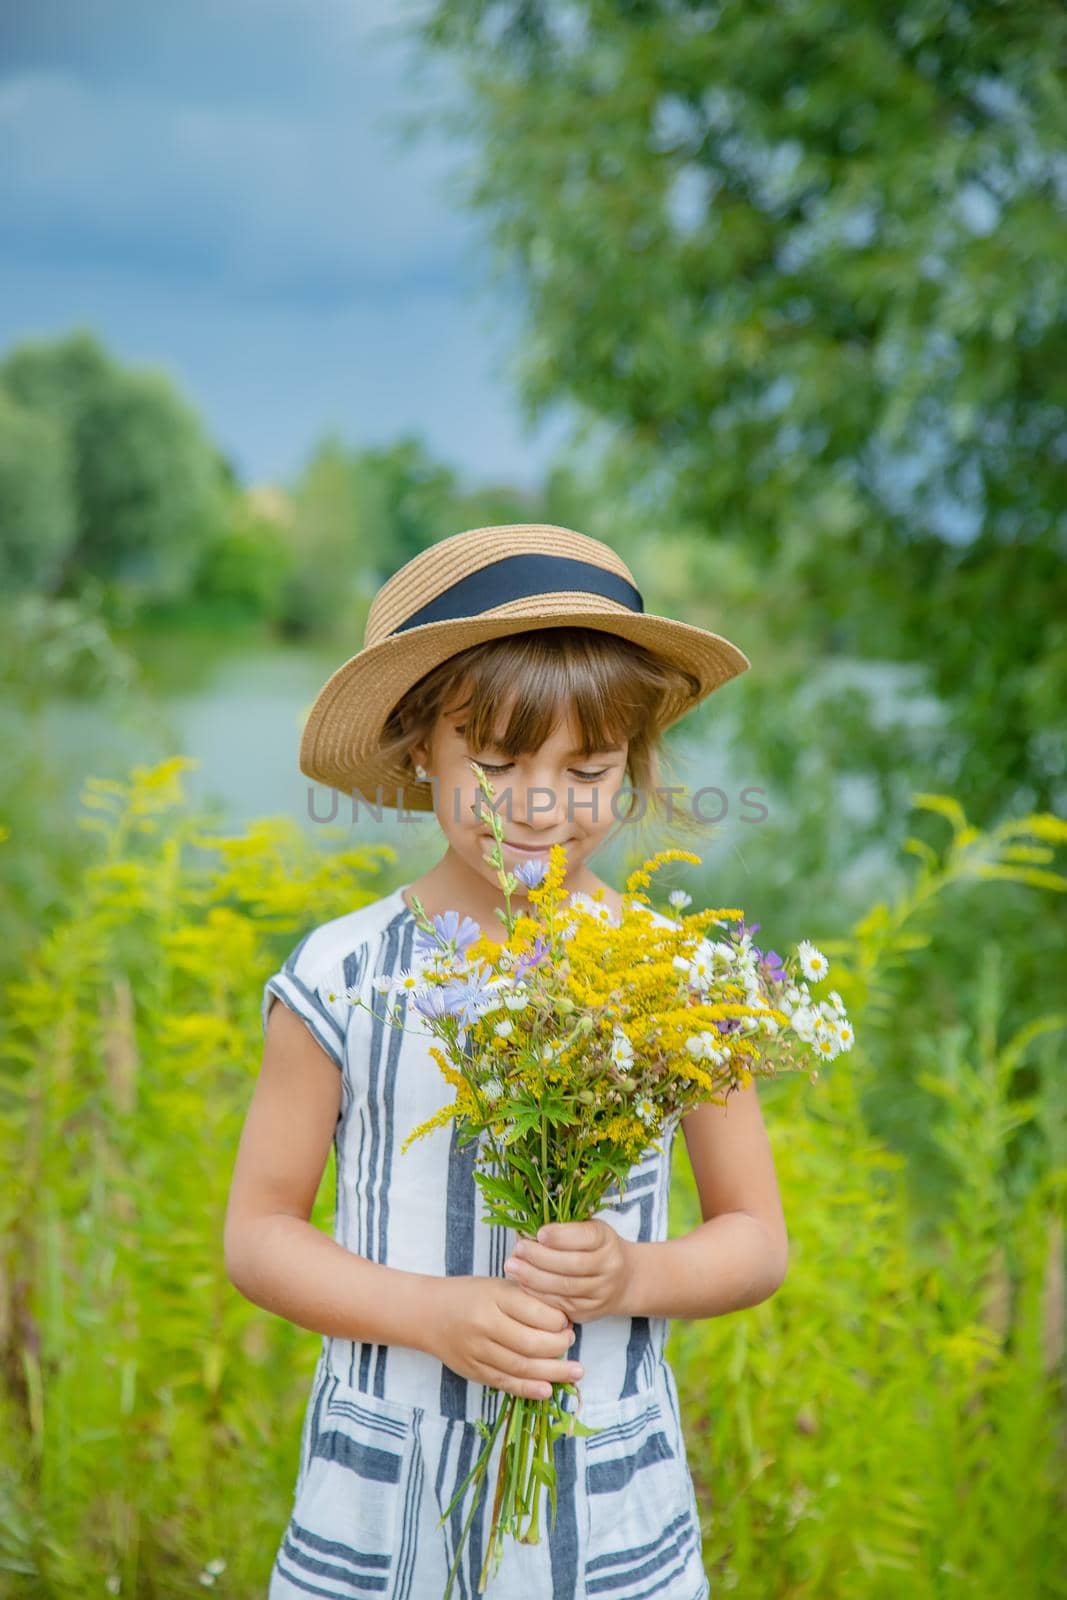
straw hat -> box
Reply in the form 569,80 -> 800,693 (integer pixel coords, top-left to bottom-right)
299,523 -> 750,810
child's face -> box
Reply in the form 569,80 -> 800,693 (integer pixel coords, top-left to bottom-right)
412,698 -> 629,898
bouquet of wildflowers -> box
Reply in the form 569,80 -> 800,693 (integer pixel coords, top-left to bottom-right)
349,763 -> 853,1595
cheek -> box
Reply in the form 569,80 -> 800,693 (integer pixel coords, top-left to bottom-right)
587,775 -> 627,829
449,772 -> 495,832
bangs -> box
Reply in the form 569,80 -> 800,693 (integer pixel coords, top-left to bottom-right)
437,628 -> 675,758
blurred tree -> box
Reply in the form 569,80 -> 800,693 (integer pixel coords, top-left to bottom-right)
414,0 -> 1067,822
453,478 -> 543,530
0,592 -> 138,707
280,435 -> 367,636
0,329 -> 228,605
191,490 -> 299,625
0,389 -> 78,594
283,433 -> 474,634
350,435 -> 465,575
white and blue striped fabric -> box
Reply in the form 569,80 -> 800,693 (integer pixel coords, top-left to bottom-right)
261,882 -> 711,1600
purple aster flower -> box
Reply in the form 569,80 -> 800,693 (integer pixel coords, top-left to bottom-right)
759,948 -> 788,984
440,967 -> 499,1027
411,986 -> 455,1022
512,856 -> 549,888
714,1017 -> 743,1035
414,909 -> 482,957
737,917 -> 787,986
514,934 -> 549,981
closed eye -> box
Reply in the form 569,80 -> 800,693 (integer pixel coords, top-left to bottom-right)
475,761 -> 610,782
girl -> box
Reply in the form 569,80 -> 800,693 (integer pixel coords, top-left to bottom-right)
224,524 -> 790,1600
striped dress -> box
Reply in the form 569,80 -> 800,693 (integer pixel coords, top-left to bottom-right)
261,882 -> 711,1600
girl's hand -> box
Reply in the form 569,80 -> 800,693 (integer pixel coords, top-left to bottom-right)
428,1275 -> 586,1400
503,1220 -> 636,1322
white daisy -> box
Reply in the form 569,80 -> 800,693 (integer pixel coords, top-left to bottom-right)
493,1019 -> 514,1039
814,1032 -> 841,1060
836,1020 -> 855,1051
798,940 -> 829,982
791,1007 -> 817,1043
685,1030 -> 723,1062
668,889 -> 693,910
687,955 -> 713,990
482,1076 -> 504,1101
611,1026 -> 634,1068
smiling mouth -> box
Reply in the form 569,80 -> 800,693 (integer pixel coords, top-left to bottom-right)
485,837 -> 571,853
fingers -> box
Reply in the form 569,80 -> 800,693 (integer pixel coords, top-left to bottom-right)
498,1281 -> 571,1333
491,1312 -> 575,1363
476,1364 -> 560,1402
479,1338 -> 584,1400
511,1269 -> 581,1303
509,1242 -> 594,1283
531,1220 -> 603,1251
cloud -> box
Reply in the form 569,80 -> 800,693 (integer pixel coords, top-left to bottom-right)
0,0 -> 480,305
0,0 -> 572,485
0,0 -> 436,110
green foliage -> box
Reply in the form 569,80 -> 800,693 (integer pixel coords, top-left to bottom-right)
280,434 -> 461,637
667,792 -> 1066,1597
0,389 -> 78,595
412,0 -> 1067,823
189,494 -> 299,625
820,794 -> 1067,1028
0,760 -> 1062,1593
669,1046 -> 1064,1597
279,431 -> 552,639
0,593 -> 139,706
0,330 -> 228,606
0,759 -> 402,1594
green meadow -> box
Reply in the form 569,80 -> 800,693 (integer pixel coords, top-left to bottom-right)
2,1 -> 1065,1591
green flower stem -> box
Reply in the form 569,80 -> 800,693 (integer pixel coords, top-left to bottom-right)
441,1394 -> 512,1600
526,1399 -> 551,1545
481,1394 -> 523,1590
481,1375 -> 571,1587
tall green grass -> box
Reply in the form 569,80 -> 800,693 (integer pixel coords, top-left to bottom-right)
1,761 -> 1063,1597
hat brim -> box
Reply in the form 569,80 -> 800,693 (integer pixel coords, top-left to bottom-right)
299,602 -> 751,811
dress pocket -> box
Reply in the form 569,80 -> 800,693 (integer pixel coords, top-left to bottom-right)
272,1377 -> 415,1598
580,1375 -> 705,1599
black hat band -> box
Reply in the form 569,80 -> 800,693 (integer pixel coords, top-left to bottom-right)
390,552 -> 645,635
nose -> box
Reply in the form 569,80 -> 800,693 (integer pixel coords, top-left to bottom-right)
514,769 -> 574,831
485,767 -> 577,833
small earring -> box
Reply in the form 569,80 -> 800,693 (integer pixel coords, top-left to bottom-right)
414,762 -> 428,781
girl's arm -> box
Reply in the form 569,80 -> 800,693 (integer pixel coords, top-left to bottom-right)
625,1078 -> 790,1319
224,1000 -> 438,1351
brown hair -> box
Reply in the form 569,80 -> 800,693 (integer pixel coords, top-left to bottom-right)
377,626 -> 708,846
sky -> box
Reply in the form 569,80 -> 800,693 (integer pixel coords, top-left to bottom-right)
0,0 -> 572,489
